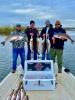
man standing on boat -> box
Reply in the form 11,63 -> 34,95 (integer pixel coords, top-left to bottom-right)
25,20 -> 39,60
1,24 -> 28,73
50,20 -> 74,73
40,20 -> 53,60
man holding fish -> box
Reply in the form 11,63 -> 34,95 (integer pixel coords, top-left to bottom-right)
25,20 -> 39,60
50,20 -> 74,73
1,24 -> 28,73
40,20 -> 53,60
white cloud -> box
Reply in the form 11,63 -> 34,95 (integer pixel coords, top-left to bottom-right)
10,5 -> 57,20
0,0 -> 75,26
12,8 -> 35,14
35,14 -> 55,20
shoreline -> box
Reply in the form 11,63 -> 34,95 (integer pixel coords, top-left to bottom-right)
0,26 -> 75,36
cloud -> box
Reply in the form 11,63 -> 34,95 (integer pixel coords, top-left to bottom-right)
0,0 -> 75,26
9,5 -> 57,20
12,8 -> 35,14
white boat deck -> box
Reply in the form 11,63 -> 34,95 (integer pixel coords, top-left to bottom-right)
0,66 -> 75,100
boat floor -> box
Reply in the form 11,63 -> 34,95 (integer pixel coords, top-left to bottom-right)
0,65 -> 75,100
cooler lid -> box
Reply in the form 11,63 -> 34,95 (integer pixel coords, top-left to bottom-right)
25,60 -> 54,74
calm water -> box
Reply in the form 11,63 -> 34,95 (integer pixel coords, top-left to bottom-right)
0,31 -> 75,82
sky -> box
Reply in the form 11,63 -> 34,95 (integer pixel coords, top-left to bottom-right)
0,0 -> 75,27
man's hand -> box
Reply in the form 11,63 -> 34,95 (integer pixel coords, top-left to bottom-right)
42,34 -> 46,39
52,37 -> 56,44
15,36 -> 20,41
61,37 -> 66,40
1,41 -> 5,46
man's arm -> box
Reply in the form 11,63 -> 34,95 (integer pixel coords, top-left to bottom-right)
36,28 -> 39,38
1,32 -> 13,45
24,27 -> 30,37
23,33 -> 28,42
40,28 -> 45,39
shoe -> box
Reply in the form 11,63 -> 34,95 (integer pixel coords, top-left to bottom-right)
12,70 -> 16,73
58,69 -> 62,73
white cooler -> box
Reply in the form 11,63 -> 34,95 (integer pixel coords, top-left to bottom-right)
23,60 -> 56,91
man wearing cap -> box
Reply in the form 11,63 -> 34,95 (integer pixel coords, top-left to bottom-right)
25,20 -> 39,60
50,20 -> 74,73
40,20 -> 53,60
1,24 -> 28,73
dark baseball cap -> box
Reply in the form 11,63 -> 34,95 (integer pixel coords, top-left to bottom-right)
30,20 -> 35,25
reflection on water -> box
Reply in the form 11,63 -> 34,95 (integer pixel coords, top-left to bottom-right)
0,31 -> 75,82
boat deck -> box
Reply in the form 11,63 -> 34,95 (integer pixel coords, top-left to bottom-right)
0,66 -> 75,100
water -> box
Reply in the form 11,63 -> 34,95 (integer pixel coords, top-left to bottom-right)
0,31 -> 75,82
0,36 -> 11,82
63,31 -> 75,75
0,35 -> 20,82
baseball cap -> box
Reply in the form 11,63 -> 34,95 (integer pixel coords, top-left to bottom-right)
16,24 -> 21,27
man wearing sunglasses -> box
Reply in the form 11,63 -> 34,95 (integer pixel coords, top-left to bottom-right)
50,20 -> 74,73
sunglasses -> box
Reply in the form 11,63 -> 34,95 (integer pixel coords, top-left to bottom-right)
55,24 -> 60,25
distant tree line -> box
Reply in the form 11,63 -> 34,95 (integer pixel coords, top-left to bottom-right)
0,26 -> 26,36
0,26 -> 74,36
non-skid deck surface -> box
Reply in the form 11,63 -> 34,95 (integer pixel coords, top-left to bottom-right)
27,72 -> 75,100
0,68 -> 75,100
0,71 -> 21,100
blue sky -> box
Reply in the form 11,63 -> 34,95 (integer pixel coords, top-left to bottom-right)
0,0 -> 75,27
